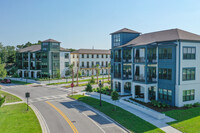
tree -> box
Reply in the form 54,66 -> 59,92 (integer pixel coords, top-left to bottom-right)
0,58 -> 7,79
56,69 -> 61,79
108,63 -> 111,81
111,91 -> 119,111
95,64 -> 100,84
90,75 -> 95,84
85,83 -> 92,92
69,64 -> 74,84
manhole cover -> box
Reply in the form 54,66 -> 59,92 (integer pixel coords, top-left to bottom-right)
71,121 -> 76,123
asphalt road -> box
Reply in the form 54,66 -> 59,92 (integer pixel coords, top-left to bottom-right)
1,83 -> 127,133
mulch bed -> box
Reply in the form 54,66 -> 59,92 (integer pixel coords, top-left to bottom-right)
129,98 -> 187,112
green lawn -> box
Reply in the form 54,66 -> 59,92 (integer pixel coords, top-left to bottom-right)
70,95 -> 164,133
165,107 -> 200,133
12,80 -> 32,85
0,90 -> 22,103
0,103 -> 42,133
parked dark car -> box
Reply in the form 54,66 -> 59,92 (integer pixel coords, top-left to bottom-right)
1,79 -> 12,84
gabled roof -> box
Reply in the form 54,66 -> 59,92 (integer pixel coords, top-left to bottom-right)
110,28 -> 141,35
71,49 -> 111,54
42,39 -> 61,43
119,28 -> 200,47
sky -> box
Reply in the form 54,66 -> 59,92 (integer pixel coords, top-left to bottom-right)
0,0 -> 200,49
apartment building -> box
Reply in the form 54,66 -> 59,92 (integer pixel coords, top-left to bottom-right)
70,49 -> 111,76
111,28 -> 200,107
16,39 -> 71,78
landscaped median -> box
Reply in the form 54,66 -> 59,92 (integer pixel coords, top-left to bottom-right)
69,95 -> 164,133
0,90 -> 42,133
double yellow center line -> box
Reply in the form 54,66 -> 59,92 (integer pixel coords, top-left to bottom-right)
46,101 -> 78,133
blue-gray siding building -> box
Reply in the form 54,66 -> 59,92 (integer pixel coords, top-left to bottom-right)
111,28 -> 200,107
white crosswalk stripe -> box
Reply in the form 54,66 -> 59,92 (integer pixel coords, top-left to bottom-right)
30,94 -> 68,103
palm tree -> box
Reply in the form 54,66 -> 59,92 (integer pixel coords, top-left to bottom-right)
69,64 -> 74,84
95,64 -> 100,84
108,63 -> 111,81
92,64 -> 95,75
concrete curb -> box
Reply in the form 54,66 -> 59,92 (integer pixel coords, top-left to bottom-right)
68,96 -> 130,133
1,89 -> 50,133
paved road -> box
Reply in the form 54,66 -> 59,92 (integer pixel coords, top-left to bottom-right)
0,83 -> 127,133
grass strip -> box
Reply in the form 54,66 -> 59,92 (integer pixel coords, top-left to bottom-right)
70,95 -> 164,133
0,90 -> 22,103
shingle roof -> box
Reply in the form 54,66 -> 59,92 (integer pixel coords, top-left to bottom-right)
17,45 -> 70,53
42,39 -> 61,43
71,49 -> 111,54
17,45 -> 41,53
110,28 -> 141,35
119,28 -> 200,48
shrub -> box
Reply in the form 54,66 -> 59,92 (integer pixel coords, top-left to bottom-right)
193,102 -> 200,107
184,104 -> 193,108
85,83 -> 92,92
106,91 -> 110,95
150,100 -> 170,108
0,95 -> 6,107
90,75 -> 95,84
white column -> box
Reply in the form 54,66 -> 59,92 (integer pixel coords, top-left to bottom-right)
22,71 -> 24,78
156,86 -> 158,100
28,52 -> 31,70
113,80 -> 116,91
120,81 -> 124,95
18,70 -> 20,77
144,86 -> 148,103
28,71 -> 31,78
132,84 -> 135,99
34,71 -> 37,79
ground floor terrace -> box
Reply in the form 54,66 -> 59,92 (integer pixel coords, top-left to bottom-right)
17,69 -> 42,79
113,79 -> 158,103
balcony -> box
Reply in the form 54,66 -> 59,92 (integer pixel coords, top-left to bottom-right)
147,54 -> 157,63
114,58 -> 121,62
30,67 -> 35,70
147,76 -> 157,83
31,57 -> 35,60
134,75 -> 145,82
123,73 -> 132,79
114,73 -> 121,78
134,57 -> 145,63
123,58 -> 132,63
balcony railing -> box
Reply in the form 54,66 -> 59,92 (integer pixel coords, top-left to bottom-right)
147,76 -> 157,83
134,57 -> 145,63
114,58 -> 121,62
134,75 -> 145,82
123,58 -> 132,63
114,73 -> 121,78
123,74 -> 132,79
147,55 -> 157,63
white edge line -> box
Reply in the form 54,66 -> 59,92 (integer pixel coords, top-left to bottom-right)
1,89 -> 50,133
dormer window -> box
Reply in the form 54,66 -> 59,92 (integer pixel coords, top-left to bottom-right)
113,34 -> 120,47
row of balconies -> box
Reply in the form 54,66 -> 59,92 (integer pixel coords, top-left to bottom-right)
80,65 -> 108,69
114,55 -> 157,63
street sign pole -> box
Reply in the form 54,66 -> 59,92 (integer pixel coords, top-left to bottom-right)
25,92 -> 30,111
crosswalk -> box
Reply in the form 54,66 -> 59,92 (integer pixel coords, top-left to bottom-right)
30,94 -> 69,103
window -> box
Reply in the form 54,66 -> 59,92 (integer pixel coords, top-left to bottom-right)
159,88 -> 172,102
106,55 -> 108,58
159,48 -> 172,59
87,54 -> 89,58
106,62 -> 108,67
65,62 -> 69,67
102,61 -> 104,67
87,62 -> 89,68
82,54 -> 84,58
182,68 -> 195,81
183,47 -> 195,59
65,53 -> 69,59
92,54 -> 94,58
113,34 -> 120,47
183,89 -> 195,102
158,68 -> 172,80
73,54 -> 75,58
96,62 -> 99,66
82,62 -> 84,67
102,54 -> 104,58
92,62 -> 94,67
97,54 -> 99,58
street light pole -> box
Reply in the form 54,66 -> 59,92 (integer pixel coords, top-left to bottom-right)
99,80 -> 102,106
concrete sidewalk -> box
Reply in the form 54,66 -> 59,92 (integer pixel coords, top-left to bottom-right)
86,93 -> 182,133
